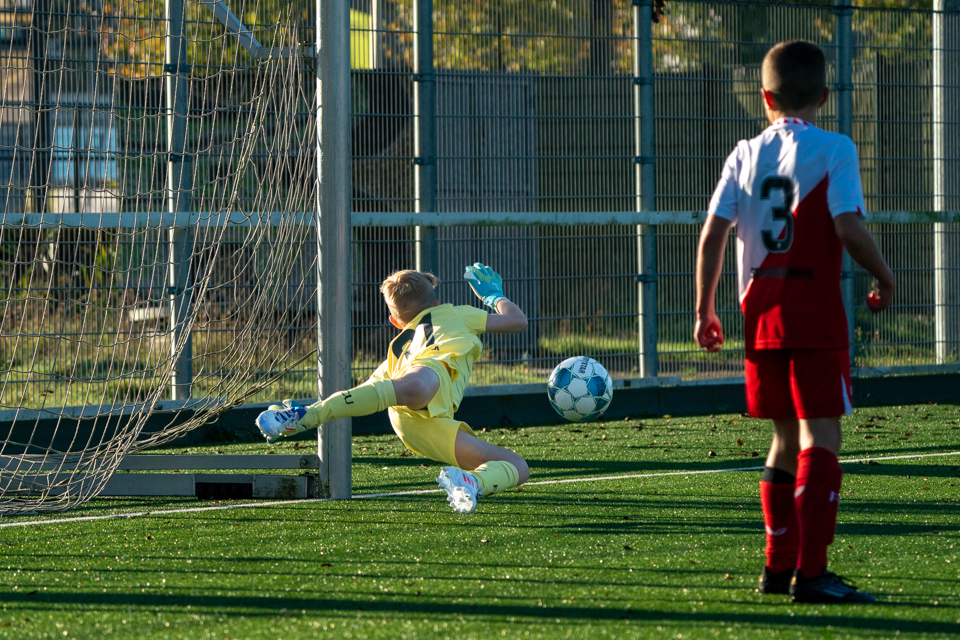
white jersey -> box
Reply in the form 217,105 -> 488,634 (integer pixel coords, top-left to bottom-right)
707,118 -> 866,350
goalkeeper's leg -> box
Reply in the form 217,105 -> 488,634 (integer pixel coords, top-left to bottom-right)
454,431 -> 530,492
256,367 -> 439,443
436,430 -> 530,512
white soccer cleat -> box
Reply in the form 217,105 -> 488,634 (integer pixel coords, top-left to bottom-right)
437,467 -> 481,514
256,404 -> 308,443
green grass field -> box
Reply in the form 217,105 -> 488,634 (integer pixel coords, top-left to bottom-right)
0,404 -> 958,639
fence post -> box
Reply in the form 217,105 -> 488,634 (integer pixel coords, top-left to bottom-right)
634,0 -> 657,378
834,0 -> 856,364
934,0 -> 960,363
30,0 -> 50,215
164,0 -> 193,400
413,0 -> 438,274
370,0 -> 381,69
316,0 -> 354,499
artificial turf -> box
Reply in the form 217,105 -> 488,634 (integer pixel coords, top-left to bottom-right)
0,404 -> 958,639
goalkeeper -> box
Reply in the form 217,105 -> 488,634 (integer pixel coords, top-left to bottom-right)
256,264 -> 530,513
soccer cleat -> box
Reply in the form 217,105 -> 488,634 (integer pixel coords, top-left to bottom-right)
256,402 -> 308,443
437,467 -> 481,514
790,571 -> 876,603
758,566 -> 793,595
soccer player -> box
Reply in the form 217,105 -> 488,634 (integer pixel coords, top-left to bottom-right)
256,264 -> 530,513
695,40 -> 895,603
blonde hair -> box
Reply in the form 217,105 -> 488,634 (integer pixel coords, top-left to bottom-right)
380,270 -> 439,323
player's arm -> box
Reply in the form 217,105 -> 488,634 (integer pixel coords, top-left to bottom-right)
833,212 -> 895,313
485,299 -> 527,334
463,263 -> 528,334
695,214 -> 735,351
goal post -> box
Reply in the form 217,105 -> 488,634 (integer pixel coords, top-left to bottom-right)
317,0 -> 354,500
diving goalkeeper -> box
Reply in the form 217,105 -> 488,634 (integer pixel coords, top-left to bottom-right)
256,264 -> 530,513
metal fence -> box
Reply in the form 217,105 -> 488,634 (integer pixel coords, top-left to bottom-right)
1,0 -> 959,412
350,0 -> 960,387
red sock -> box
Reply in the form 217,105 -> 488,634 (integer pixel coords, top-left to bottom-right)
760,479 -> 799,573
795,447 -> 843,578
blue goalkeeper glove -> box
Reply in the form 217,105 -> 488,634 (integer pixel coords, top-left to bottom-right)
463,263 -> 507,310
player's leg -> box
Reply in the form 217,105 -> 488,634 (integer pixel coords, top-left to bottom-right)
391,366 -> 441,409
792,349 -> 846,582
454,429 -> 529,489
789,349 -> 874,603
747,349 -> 801,594
766,419 -> 801,476
256,367 -> 438,442
759,419 -> 801,593
794,415 -> 843,580
436,430 -> 529,514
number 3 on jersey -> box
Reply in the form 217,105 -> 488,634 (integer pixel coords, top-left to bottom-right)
761,176 -> 795,253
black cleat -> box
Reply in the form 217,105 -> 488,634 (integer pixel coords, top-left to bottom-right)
790,571 -> 877,603
758,566 -> 794,594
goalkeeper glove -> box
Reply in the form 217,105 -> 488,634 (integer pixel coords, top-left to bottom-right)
463,263 -> 507,310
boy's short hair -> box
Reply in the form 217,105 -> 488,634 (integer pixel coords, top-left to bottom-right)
381,270 -> 439,324
762,40 -> 826,111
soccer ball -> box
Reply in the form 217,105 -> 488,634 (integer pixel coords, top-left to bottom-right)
547,356 -> 613,422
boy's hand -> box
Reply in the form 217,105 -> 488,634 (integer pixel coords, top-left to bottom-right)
695,312 -> 724,352
464,263 -> 506,310
866,277 -> 895,313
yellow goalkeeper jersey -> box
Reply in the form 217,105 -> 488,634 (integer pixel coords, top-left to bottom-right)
370,303 -> 488,417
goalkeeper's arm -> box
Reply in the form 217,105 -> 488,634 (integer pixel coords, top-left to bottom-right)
463,263 -> 528,334
485,299 -> 527,334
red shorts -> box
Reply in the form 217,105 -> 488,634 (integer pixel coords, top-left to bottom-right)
744,348 -> 853,420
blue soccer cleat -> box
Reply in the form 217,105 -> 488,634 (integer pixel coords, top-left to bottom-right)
256,401 -> 308,443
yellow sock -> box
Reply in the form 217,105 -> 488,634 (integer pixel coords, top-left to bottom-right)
301,379 -> 397,428
470,461 -> 520,496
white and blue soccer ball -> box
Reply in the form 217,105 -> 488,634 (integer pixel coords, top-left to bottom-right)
547,356 -> 613,422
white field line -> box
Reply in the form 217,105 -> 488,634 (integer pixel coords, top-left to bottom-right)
352,465 -> 770,499
1,449 -> 958,529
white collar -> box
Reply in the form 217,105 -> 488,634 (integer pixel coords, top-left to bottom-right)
773,117 -> 812,127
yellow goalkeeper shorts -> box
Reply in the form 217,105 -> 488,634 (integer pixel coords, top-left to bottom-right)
387,407 -> 475,467
371,358 -> 476,466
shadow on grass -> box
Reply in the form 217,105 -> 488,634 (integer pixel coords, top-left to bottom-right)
350,456 -> 769,491
1,590 -> 957,634
353,449 -> 959,487
8,494 -> 956,539
844,461 -> 960,478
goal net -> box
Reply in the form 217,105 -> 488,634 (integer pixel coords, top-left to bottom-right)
0,0 -> 318,513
